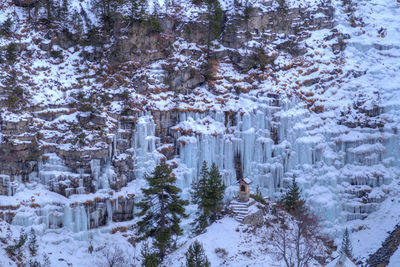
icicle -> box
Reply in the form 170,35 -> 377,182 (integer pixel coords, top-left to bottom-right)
106,199 -> 113,224
91,159 -> 101,192
63,205 -> 74,232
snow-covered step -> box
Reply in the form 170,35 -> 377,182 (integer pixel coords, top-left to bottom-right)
229,198 -> 258,222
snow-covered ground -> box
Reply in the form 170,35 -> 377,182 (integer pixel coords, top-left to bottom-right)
389,247 -> 400,267
164,217 -> 279,267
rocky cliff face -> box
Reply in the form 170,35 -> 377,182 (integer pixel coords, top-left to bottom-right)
0,0 -> 399,264
0,0 -> 335,194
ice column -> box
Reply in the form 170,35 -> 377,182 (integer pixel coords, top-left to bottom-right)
132,116 -> 160,181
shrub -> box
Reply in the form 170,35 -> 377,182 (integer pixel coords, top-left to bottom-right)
28,229 -> 38,257
142,15 -> 162,34
0,18 -> 13,36
6,95 -> 19,107
6,43 -> 18,63
214,247 -> 228,258
80,103 -> 94,112
6,230 -> 27,257
141,242 -> 160,267
250,193 -> 267,205
247,46 -> 276,70
192,0 -> 202,5
278,0 -> 288,13
82,27 -> 102,47
50,50 -> 63,59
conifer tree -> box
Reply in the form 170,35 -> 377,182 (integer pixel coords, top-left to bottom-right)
28,228 -> 38,257
191,161 -> 225,233
340,228 -> 353,259
282,176 -> 304,213
129,0 -> 146,21
204,0 -> 223,56
191,161 -> 210,233
137,162 -> 188,260
141,242 -> 159,267
207,163 -> 226,223
191,161 -> 209,209
59,0 -> 69,27
185,240 -> 210,267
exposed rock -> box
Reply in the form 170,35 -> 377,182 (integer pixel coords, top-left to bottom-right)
367,224 -> 400,267
242,209 -> 264,227
12,0 -> 38,7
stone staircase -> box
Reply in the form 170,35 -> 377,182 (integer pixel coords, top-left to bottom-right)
230,198 -> 256,222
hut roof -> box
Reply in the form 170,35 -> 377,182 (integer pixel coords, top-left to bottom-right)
238,178 -> 252,184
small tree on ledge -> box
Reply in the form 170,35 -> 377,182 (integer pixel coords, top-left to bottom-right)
340,228 -> 353,259
185,240 -> 210,267
282,176 -> 305,213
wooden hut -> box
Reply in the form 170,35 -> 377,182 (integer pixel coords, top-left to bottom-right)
238,178 -> 252,202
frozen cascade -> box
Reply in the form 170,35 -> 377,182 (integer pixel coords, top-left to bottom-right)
0,174 -> 18,196
132,115 -> 161,181
172,90 -> 399,231
174,95 -> 287,198
27,153 -> 85,197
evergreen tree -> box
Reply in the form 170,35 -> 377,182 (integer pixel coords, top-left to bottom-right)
282,176 -> 304,213
191,161 -> 210,233
59,0 -> 69,27
0,18 -> 13,36
42,253 -> 51,267
29,259 -> 41,267
129,0 -> 146,21
40,0 -> 54,21
340,228 -> 353,259
28,229 -> 38,257
185,240 -> 210,267
206,163 -> 226,223
137,162 -> 188,260
92,0 -> 123,26
141,242 -> 159,267
191,161 -> 225,233
192,161 -> 209,209
6,230 -> 27,257
204,0 -> 223,56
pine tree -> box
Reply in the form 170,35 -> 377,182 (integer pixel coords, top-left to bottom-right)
191,161 -> 210,233
191,161 -> 209,208
191,162 -> 225,233
129,0 -> 146,21
206,163 -> 226,223
141,242 -> 159,267
6,230 -> 27,257
185,241 -> 210,267
93,0 -> 123,26
28,229 -> 38,257
59,0 -> 69,27
340,228 -> 353,259
204,0 -> 223,56
282,176 -> 304,213
136,162 -> 188,260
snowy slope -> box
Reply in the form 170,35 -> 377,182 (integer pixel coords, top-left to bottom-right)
164,217 -> 279,267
